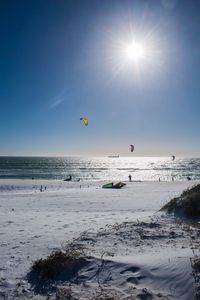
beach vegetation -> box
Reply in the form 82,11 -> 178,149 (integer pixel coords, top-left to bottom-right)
31,246 -> 88,281
161,184 -> 200,219
27,245 -> 89,294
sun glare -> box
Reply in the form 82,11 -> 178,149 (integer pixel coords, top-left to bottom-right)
124,42 -> 145,62
104,24 -> 164,83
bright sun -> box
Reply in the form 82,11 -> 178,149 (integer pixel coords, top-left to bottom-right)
124,42 -> 145,62
106,27 -> 163,81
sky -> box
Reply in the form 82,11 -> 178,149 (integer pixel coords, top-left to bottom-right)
0,0 -> 200,157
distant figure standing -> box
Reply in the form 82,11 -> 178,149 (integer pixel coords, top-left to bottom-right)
128,174 -> 132,182
159,177 -> 161,182
40,185 -> 43,192
172,176 -> 174,182
45,186 -> 47,191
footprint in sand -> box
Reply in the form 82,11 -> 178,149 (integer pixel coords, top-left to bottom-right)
32,235 -> 41,239
120,266 -> 146,287
120,266 -> 140,274
12,246 -> 20,249
127,275 -> 146,285
1,243 -> 8,247
63,224 -> 69,228
7,221 -> 14,224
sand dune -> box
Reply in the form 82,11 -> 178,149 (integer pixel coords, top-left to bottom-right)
0,179 -> 198,299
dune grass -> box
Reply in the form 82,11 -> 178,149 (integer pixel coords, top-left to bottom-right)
161,184 -> 200,219
31,246 -> 87,281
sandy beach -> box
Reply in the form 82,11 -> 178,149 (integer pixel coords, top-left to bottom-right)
1,0 -> 200,297
0,179 -> 199,299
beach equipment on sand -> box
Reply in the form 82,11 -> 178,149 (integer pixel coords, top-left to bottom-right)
80,117 -> 88,126
64,175 -> 72,181
130,145 -> 134,152
113,182 -> 126,189
102,182 -> 126,189
102,182 -> 114,188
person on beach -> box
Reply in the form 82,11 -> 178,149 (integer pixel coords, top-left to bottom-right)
40,185 -> 43,192
128,174 -> 132,182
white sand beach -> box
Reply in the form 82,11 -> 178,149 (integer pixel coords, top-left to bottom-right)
0,179 -> 199,299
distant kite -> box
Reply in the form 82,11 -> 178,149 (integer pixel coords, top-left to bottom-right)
80,117 -> 88,126
172,155 -> 175,161
130,145 -> 135,152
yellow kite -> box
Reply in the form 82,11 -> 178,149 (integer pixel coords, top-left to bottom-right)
80,117 -> 88,126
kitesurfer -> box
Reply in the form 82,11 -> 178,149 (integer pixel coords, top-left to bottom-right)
80,117 -> 88,126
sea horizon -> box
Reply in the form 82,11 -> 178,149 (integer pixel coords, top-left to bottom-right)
0,155 -> 199,158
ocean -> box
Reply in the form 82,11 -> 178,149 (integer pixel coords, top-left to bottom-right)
0,156 -> 199,181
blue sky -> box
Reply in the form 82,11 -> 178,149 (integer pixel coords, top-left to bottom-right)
0,0 -> 200,156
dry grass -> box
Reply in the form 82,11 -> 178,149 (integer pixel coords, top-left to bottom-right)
161,184 -> 200,219
193,258 -> 200,273
31,246 -> 87,280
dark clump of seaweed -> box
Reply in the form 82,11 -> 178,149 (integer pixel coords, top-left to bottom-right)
160,184 -> 200,219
